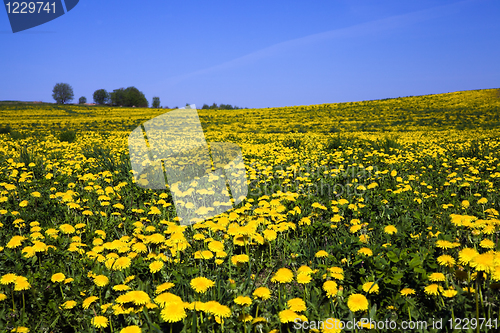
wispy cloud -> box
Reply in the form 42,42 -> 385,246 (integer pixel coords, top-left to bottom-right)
161,1 -> 471,86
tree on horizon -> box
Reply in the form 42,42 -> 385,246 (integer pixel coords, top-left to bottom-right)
52,83 -> 74,104
93,89 -> 109,105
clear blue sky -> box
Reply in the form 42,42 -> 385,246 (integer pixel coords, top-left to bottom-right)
1,0 -> 499,108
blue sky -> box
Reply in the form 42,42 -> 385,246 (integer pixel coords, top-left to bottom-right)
1,0 -> 499,108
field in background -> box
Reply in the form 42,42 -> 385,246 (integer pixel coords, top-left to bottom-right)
0,88 -> 500,332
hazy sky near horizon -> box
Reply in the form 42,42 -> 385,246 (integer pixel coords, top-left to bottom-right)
1,0 -> 499,108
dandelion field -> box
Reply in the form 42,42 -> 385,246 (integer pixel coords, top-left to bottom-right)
1,88 -> 500,332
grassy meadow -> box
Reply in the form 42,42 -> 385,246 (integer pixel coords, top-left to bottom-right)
0,88 -> 500,332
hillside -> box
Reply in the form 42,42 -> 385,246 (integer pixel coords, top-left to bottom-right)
0,88 -> 499,135
1,89 -> 500,331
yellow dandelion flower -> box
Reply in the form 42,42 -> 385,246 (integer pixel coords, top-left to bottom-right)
207,301 -> 231,318
238,313 -> 253,322
458,248 -> 479,265
252,317 -> 267,324
149,261 -> 164,273
91,316 -> 108,328
338,199 -> 349,205
6,236 -> 27,249
82,296 -> 99,309
1,273 -> 18,285
193,233 -> 205,241
190,277 -> 215,293
279,309 -> 298,323
60,300 -> 77,309
132,242 -> 147,253
160,303 -> 187,323
424,284 -> 443,296
359,234 -> 370,243
234,296 -> 252,306
125,290 -> 151,305
491,266 -> 500,281
442,289 -> 458,298
32,241 -> 47,252
347,294 -> 368,312
297,265 -> 313,275
482,224 -> 496,235
113,284 -> 131,291
14,276 -> 31,291
112,257 -> 132,271
478,198 -> 488,205
287,298 -> 306,312
120,326 -> 142,333
59,224 -> 76,234
154,292 -> 183,307
115,294 -> 132,304
155,282 -> 175,294
323,281 -> 338,298
435,240 -> 455,249
470,252 -> 495,272
437,255 -> 456,267
400,288 -> 416,296
253,287 -> 271,300
208,240 -> 224,252
51,273 -> 66,283
263,229 -> 277,241
315,250 -> 329,258
94,275 -> 109,287
194,250 -> 214,260
95,230 -> 106,239
296,273 -> 312,284
328,267 -> 344,277
463,287 -> 475,293
124,275 -> 135,284
384,225 -> 397,235
101,303 -> 113,313
350,225 -> 362,233
358,247 -> 373,256
271,268 -> 294,283
428,273 -> 446,282
480,239 -> 495,249
230,254 -> 249,265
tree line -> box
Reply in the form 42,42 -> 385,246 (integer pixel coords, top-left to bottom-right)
52,83 -> 246,109
52,83 -> 150,107
201,103 -> 245,110
93,87 -> 149,107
